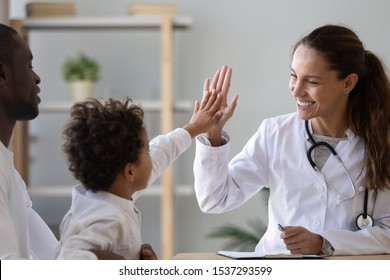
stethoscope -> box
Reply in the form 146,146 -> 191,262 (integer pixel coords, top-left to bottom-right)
305,120 -> 373,229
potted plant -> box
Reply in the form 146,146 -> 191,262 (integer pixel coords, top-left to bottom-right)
62,53 -> 100,101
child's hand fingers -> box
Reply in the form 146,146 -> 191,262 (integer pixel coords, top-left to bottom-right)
200,90 -> 211,109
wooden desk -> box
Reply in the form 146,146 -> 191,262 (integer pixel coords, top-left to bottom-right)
173,253 -> 390,260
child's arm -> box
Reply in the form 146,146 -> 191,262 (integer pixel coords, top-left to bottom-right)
133,90 -> 223,197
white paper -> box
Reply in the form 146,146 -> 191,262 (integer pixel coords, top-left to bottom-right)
217,250 -> 266,259
218,250 -> 322,259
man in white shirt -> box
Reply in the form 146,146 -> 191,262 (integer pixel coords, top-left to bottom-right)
0,22 -> 56,260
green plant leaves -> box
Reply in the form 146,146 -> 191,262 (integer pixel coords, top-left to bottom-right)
207,188 -> 270,251
207,218 -> 267,251
62,53 -> 99,82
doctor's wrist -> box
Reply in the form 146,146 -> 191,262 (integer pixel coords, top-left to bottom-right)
203,130 -> 223,146
321,238 -> 335,256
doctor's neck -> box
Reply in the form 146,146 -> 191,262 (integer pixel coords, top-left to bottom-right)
311,118 -> 348,138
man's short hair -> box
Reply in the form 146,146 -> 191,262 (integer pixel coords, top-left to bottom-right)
0,23 -> 18,63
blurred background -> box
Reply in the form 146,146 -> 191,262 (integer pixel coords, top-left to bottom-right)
2,0 -> 390,258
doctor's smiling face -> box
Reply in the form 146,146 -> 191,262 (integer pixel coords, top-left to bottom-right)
289,44 -> 357,135
289,44 -> 358,137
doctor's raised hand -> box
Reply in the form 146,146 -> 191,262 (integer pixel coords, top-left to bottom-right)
202,65 -> 239,146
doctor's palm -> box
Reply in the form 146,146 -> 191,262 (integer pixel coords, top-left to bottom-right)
203,65 -> 239,139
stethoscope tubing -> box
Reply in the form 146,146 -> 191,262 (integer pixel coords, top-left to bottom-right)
304,120 -> 373,229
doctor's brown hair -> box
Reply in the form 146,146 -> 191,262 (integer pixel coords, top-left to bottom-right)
62,97 -> 145,192
293,24 -> 390,191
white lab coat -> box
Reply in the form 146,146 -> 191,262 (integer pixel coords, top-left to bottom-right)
194,113 -> 390,255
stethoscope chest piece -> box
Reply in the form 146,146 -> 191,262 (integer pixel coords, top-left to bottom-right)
356,213 -> 373,230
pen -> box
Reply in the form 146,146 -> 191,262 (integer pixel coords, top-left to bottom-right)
278,223 -> 285,231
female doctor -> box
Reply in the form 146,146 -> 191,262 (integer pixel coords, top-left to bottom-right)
193,24 -> 390,256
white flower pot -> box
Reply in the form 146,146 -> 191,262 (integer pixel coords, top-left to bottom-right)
69,80 -> 94,102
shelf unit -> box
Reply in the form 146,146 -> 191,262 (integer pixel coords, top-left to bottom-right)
38,100 -> 194,113
11,15 -> 193,260
28,184 -> 194,198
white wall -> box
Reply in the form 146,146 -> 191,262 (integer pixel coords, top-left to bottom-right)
9,0 -> 390,258
0,0 -> 9,23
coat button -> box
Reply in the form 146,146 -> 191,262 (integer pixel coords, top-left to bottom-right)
313,220 -> 321,226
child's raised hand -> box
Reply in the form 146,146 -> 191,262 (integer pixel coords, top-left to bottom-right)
183,89 -> 223,138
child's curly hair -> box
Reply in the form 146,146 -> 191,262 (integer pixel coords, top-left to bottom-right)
62,97 -> 145,192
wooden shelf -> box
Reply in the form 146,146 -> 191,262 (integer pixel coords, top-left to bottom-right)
38,100 -> 194,113
21,16 -> 193,30
28,184 -> 194,198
